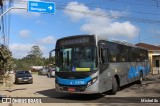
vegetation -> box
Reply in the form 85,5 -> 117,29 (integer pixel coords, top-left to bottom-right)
0,44 -> 13,85
12,45 -> 55,71
0,44 -> 13,75
0,45 -> 54,82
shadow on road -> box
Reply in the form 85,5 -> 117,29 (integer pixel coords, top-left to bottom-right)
118,75 -> 160,95
36,88 -> 104,101
13,82 -> 33,85
36,75 -> 160,102
5,88 -> 27,92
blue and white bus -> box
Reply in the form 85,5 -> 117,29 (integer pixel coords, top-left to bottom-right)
50,35 -> 150,94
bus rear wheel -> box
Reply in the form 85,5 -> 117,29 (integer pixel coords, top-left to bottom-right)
111,77 -> 118,95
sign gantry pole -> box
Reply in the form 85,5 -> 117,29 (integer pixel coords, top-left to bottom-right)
0,7 -> 27,19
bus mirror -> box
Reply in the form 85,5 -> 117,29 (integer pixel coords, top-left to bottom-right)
49,49 -> 55,61
49,52 -> 53,61
49,52 -> 51,59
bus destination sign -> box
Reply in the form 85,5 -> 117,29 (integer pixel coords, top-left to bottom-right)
59,37 -> 90,46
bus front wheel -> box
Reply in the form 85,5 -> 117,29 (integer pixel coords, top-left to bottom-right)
111,77 -> 118,95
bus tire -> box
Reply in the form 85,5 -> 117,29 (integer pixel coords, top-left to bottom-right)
111,77 -> 118,95
137,72 -> 143,84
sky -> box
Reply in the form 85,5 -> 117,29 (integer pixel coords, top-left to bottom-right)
0,0 -> 160,58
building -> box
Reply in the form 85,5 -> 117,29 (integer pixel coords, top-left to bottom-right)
136,43 -> 160,74
30,66 -> 43,71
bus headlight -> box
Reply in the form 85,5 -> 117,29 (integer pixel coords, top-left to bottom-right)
87,77 -> 98,87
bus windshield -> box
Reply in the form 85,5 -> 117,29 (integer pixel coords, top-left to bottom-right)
56,46 -> 97,72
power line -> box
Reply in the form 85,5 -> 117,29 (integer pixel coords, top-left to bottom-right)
57,5 -> 160,25
135,0 -> 159,4
76,4 -> 160,16
8,1 -> 160,25
141,33 -> 160,42
11,1 -> 160,16
78,1 -> 160,16
2,1 -> 160,30
106,0 -> 160,8
1,0 -> 159,25
54,1 -> 160,18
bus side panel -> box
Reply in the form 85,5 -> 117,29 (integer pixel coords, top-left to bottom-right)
99,62 -> 150,93
118,62 -> 130,87
99,63 -> 127,93
121,62 -> 149,86
99,64 -> 112,93
129,63 -> 138,83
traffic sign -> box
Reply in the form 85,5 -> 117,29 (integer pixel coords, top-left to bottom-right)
28,1 -> 55,14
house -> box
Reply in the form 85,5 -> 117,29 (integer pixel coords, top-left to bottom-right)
136,43 -> 160,74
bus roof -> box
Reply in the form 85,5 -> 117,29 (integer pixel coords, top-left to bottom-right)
57,34 -> 94,40
56,34 -> 148,51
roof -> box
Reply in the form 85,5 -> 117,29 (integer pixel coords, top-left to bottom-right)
135,43 -> 160,51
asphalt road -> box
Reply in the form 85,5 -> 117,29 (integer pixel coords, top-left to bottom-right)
0,73 -> 160,106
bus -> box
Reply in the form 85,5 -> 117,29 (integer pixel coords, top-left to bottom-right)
49,34 -> 150,94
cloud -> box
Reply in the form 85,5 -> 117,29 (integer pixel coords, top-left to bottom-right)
19,29 -> 31,38
64,2 -> 90,21
9,43 -> 33,58
64,2 -> 139,39
109,10 -> 128,18
9,43 -> 46,59
37,36 -> 57,45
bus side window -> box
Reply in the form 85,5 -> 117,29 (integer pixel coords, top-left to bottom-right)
99,48 -> 109,64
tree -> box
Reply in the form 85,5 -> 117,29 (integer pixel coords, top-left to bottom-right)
12,45 -> 53,71
26,45 -> 43,66
29,45 -> 42,58
0,44 -> 13,75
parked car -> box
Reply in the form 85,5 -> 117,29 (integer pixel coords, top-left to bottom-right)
47,67 -> 55,77
6,70 -> 15,74
38,67 -> 48,75
15,70 -> 33,84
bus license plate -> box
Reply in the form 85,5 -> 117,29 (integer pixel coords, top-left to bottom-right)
68,88 -> 75,92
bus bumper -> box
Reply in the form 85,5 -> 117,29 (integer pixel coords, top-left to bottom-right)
55,80 -> 99,94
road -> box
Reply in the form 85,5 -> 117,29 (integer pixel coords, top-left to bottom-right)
0,73 -> 160,106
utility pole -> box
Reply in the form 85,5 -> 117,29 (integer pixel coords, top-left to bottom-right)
0,0 -> 3,7
139,31 -> 141,44
0,0 -> 27,46
0,0 -> 3,44
0,6 -> 27,45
